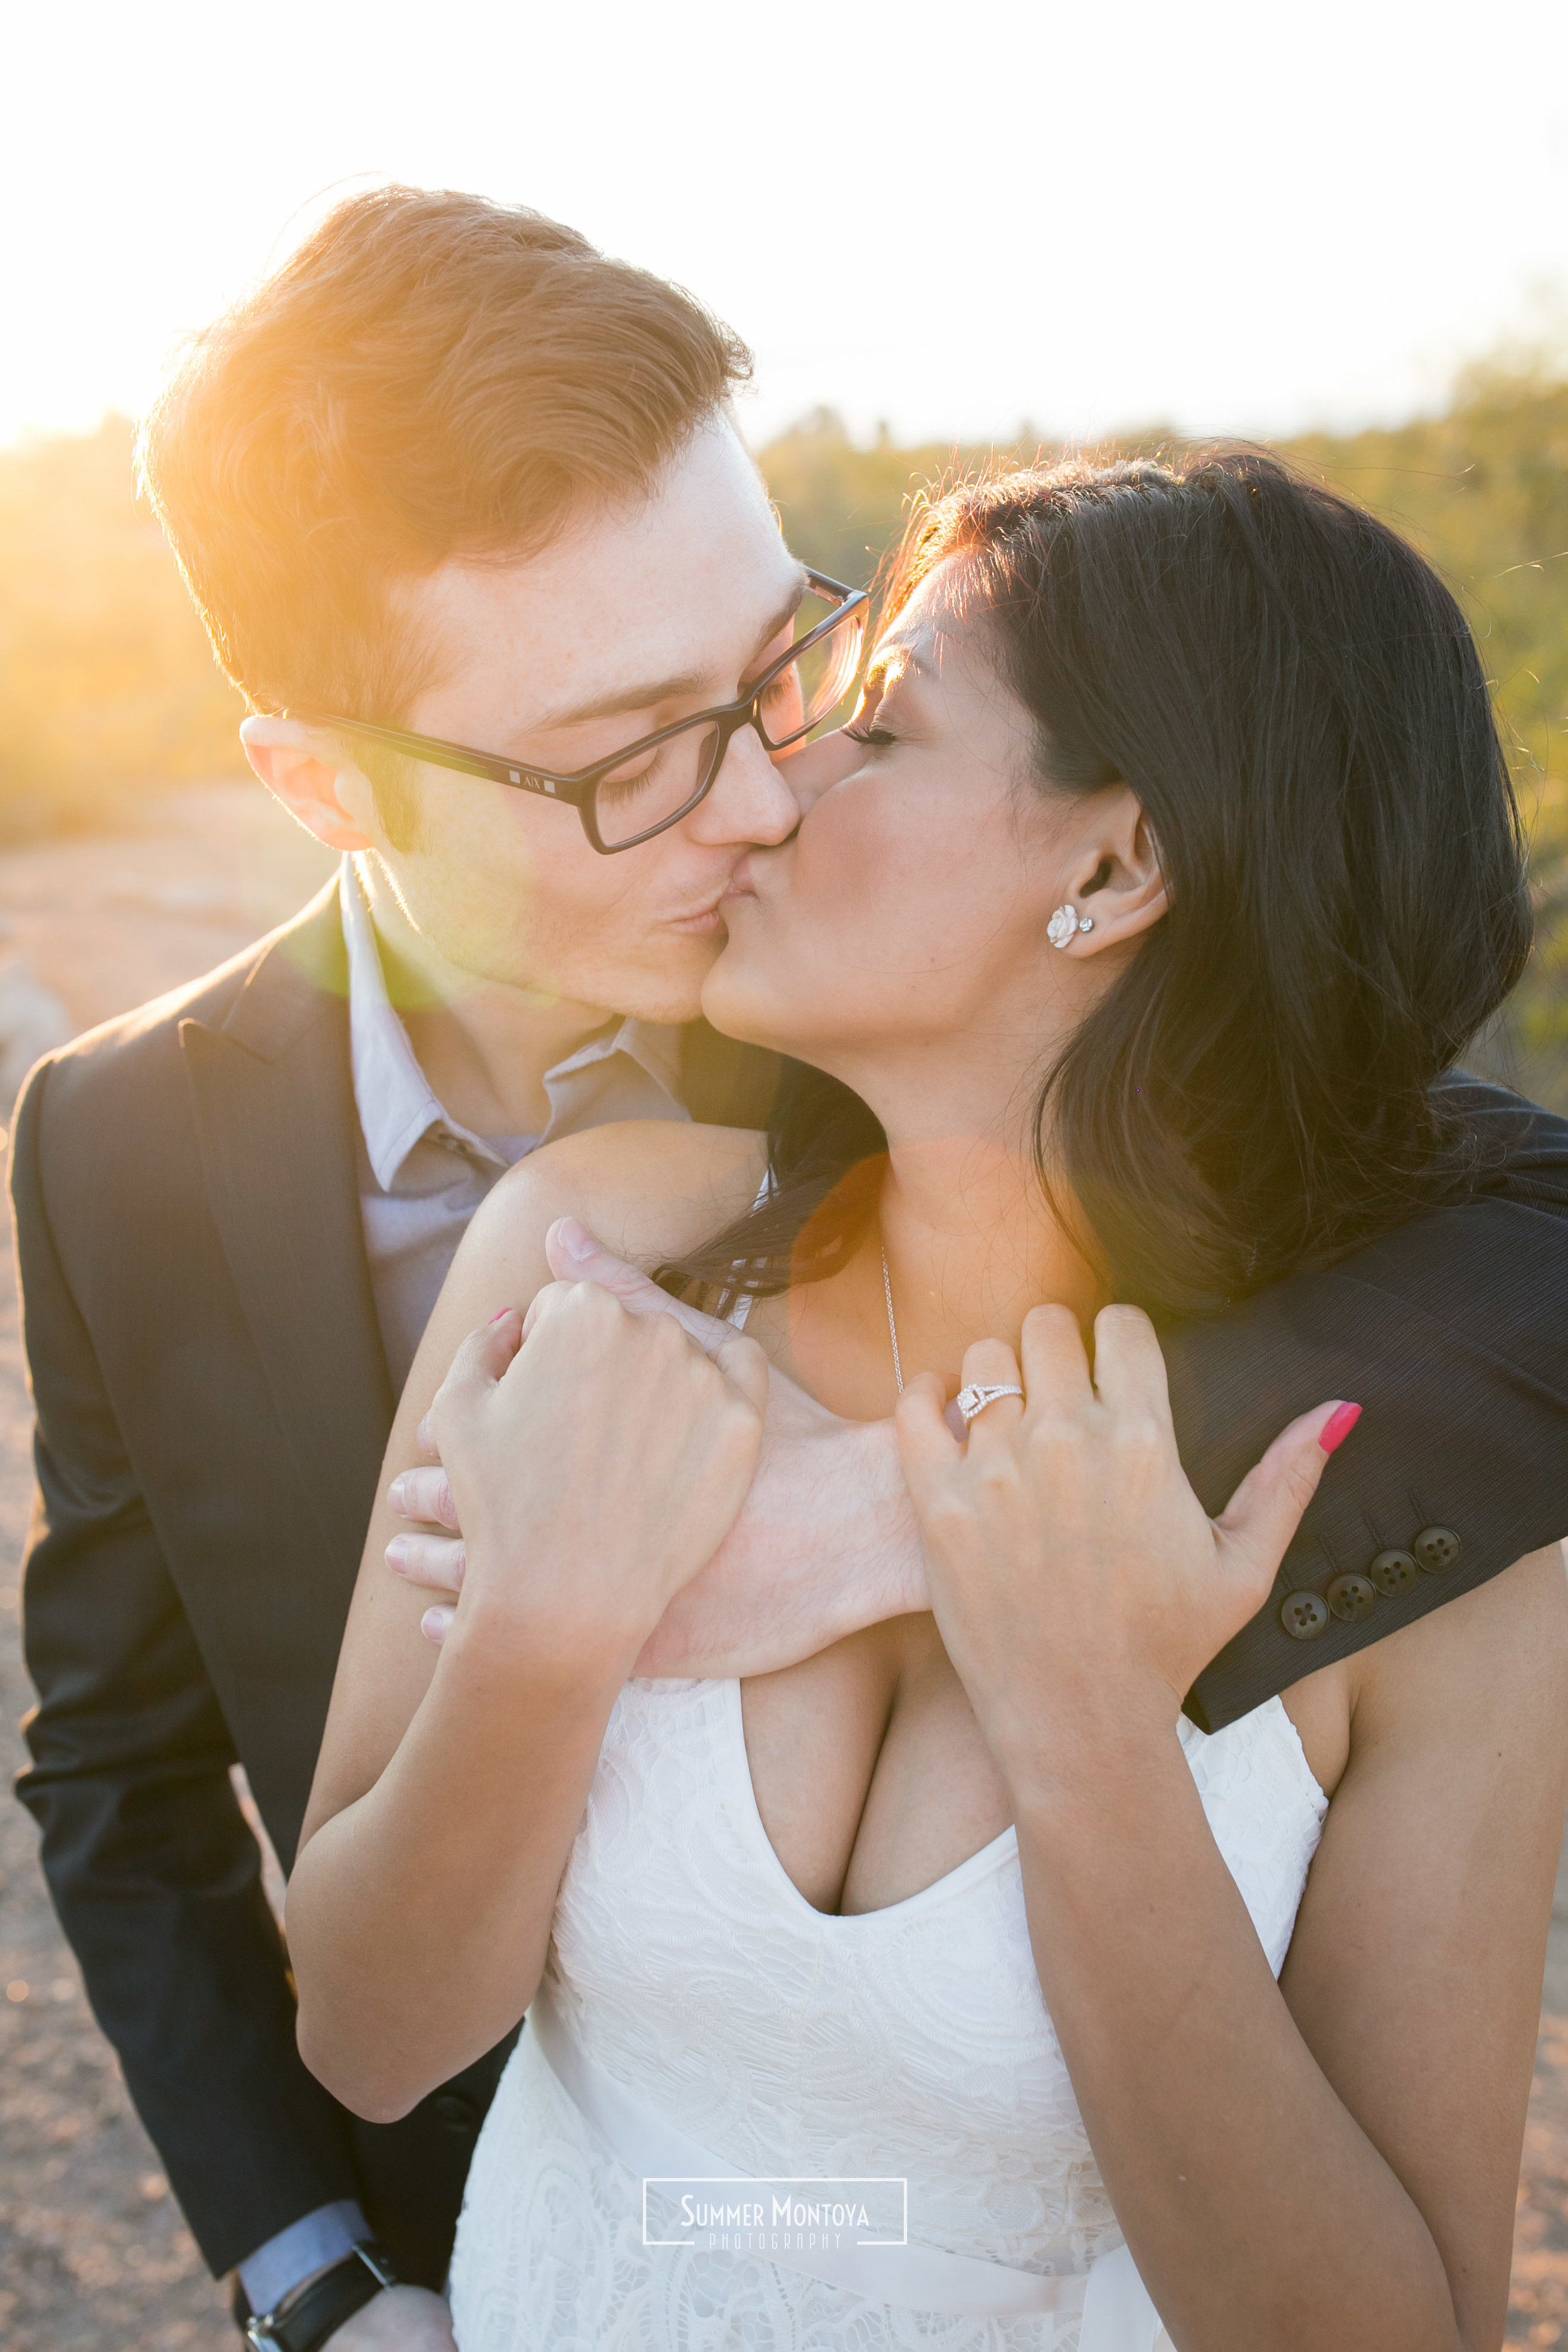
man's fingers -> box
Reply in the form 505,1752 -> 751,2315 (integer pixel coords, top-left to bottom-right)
386,1532 -> 465,1592
544,1218 -> 735,1357
1213,1400 -> 1354,1591
421,1606 -> 456,1647
386,1465 -> 458,1528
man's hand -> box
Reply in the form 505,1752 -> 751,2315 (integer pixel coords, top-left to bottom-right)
326,2284 -> 456,2349
386,1217 -> 927,1677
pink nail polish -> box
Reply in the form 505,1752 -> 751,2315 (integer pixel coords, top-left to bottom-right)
1318,1401 -> 1362,1455
490,1308 -> 511,1325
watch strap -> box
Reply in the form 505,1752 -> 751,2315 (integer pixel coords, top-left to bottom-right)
241,2240 -> 399,2351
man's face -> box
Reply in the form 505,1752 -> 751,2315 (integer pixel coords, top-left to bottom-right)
337,420 -> 808,1025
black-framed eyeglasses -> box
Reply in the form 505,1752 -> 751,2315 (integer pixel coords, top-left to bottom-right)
294,568 -> 869,854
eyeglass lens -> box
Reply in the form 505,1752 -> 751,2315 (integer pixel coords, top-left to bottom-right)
590,588 -> 866,849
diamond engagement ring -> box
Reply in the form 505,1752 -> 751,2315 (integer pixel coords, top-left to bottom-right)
954,1382 -> 1025,1425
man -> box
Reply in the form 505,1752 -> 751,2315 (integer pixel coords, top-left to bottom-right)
11,181 -> 1568,2352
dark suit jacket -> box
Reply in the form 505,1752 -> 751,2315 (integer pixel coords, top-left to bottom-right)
12,881 -> 1568,2282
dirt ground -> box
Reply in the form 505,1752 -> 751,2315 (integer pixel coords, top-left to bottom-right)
0,784 -> 1565,2348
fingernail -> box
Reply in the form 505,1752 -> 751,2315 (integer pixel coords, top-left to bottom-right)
386,1537 -> 407,1571
490,1308 -> 511,1325
422,1606 -> 453,1645
555,1217 -> 595,1263
387,1475 -> 408,1514
1318,1402 -> 1362,1455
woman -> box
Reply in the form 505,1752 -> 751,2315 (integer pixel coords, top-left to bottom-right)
287,451 -> 1568,2351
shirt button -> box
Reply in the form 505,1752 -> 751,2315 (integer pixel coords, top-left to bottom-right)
1412,1526 -> 1461,1574
432,2093 -> 480,2133
1367,1549 -> 1419,1597
1326,1572 -> 1377,1623
1280,1591 -> 1330,1641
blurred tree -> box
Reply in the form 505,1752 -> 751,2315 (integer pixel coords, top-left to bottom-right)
0,416 -> 243,837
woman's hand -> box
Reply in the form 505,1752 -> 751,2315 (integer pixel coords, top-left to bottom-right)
895,1301 -> 1357,1774
425,1278 -> 768,1681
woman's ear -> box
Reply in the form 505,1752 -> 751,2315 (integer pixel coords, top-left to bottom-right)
240,716 -> 378,852
1053,792 -> 1167,956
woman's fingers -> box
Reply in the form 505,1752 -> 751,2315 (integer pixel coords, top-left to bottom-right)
894,1370 -> 962,1469
955,1338 -> 1024,1443
1088,1303 -> 1175,1433
714,1330 -> 771,1416
1212,1399 -> 1358,1594
1019,1303 -> 1093,1407
544,1218 -> 737,1359
416,1308 -> 523,1451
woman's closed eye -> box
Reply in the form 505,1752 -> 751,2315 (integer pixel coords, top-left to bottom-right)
842,722 -> 897,748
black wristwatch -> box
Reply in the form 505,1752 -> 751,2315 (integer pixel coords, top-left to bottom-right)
236,2240 -> 400,2351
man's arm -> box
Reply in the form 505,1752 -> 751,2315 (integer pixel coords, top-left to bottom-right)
391,1078 -> 1568,1711
10,1057 -> 364,2282
1170,1076 -> 1568,1727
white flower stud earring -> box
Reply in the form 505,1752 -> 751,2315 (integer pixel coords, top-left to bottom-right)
1047,903 -> 1095,950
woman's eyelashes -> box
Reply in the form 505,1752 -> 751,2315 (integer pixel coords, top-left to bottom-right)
842,722 -> 897,748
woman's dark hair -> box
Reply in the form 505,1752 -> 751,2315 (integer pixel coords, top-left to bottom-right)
662,449 -> 1533,1318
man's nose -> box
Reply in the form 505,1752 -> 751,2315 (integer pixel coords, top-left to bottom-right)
686,719 -> 799,848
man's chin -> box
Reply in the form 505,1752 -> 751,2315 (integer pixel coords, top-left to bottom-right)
605,930 -> 724,1029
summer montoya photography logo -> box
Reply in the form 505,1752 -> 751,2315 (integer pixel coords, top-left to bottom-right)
643,2176 -> 908,2254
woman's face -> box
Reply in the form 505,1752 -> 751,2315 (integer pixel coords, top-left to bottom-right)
704,560 -> 1133,1130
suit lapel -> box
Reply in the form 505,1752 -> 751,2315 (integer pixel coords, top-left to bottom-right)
182,882 -> 395,1580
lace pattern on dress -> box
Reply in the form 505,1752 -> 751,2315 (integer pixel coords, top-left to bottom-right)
449,1680 -> 1327,2349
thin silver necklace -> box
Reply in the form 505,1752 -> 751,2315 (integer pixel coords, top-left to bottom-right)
880,1243 -> 904,1395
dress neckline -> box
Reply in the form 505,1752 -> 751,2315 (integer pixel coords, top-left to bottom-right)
722,1677 -> 1019,1926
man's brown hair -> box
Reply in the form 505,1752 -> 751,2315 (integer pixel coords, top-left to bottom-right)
137,184 -> 752,746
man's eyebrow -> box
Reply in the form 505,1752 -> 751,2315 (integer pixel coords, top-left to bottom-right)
528,576 -> 809,733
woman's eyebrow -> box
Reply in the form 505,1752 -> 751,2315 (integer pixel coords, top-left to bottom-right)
861,643 -> 928,698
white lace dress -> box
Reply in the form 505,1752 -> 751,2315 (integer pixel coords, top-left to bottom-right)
447,1675 -> 1327,2350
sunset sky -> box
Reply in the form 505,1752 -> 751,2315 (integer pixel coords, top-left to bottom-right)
6,0 -> 1568,453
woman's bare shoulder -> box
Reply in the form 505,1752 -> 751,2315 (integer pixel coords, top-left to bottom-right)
467,1118 -> 768,1279
1352,1540 -> 1568,1747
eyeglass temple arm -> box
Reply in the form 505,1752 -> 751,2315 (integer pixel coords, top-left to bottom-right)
283,712 -> 576,799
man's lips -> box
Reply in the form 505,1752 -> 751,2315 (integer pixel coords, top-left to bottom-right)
666,890 -> 731,935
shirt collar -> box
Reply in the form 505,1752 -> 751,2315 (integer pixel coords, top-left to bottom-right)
340,855 -> 686,1193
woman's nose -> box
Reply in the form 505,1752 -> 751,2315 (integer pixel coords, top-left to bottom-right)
768,728 -> 862,817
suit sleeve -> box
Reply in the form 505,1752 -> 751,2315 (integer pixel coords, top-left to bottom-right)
1170,1076 -> 1568,1730
9,1056 -> 362,2277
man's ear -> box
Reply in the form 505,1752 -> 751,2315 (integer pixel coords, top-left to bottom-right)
239,716 -> 377,852
1059,792 -> 1168,956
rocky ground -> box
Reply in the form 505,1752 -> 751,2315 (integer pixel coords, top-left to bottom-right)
0,785 -> 1563,2347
